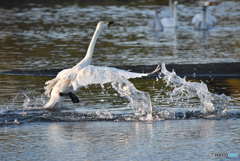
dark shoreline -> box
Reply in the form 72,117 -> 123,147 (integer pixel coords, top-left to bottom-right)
1,62 -> 240,79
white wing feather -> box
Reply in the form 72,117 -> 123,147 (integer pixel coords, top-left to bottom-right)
71,65 -> 148,91
43,65 -> 149,108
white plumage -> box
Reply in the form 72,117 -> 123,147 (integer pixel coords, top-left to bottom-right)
192,2 -> 217,30
192,14 -> 217,30
44,21 -> 159,109
153,1 -> 178,31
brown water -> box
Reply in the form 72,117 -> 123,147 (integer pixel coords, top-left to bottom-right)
0,0 -> 240,160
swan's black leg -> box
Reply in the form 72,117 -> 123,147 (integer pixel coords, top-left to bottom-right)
68,92 -> 80,103
59,92 -> 80,103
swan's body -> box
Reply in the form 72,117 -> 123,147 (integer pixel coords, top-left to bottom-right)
44,21 -> 160,109
192,13 -> 217,30
192,2 -> 217,30
161,16 -> 176,28
153,1 -> 178,31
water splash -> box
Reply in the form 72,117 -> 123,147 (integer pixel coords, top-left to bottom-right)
22,94 -> 47,109
6,91 -> 47,111
159,63 -> 231,114
111,76 -> 152,120
1,64 -> 235,124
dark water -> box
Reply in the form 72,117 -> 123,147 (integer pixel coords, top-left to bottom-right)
0,0 -> 240,160
0,0 -> 240,71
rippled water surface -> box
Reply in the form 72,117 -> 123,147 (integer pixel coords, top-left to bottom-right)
0,0 -> 240,70
1,120 -> 240,161
0,0 -> 240,160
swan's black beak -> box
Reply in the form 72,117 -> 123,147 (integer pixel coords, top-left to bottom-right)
108,21 -> 114,27
155,9 -> 161,14
201,1 -> 218,7
208,1 -> 218,6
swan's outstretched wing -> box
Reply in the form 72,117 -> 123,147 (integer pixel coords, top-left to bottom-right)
43,65 -> 159,108
71,65 -> 150,91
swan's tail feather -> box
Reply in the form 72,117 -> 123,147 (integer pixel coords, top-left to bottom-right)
44,78 -> 58,97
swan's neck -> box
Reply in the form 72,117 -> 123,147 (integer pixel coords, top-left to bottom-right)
169,0 -> 173,17
154,11 -> 163,31
75,25 -> 102,68
84,26 -> 102,62
173,2 -> 177,27
202,6 -> 207,30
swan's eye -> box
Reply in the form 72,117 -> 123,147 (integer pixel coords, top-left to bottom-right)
108,21 -> 114,27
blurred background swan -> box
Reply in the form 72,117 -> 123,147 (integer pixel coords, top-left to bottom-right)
192,1 -> 217,30
159,0 -> 174,18
153,0 -> 178,31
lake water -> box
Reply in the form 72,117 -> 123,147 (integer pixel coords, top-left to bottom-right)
1,120 -> 240,161
0,0 -> 240,160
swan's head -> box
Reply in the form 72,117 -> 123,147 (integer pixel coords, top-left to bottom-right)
174,1 -> 178,5
203,2 -> 210,7
203,1 -> 218,7
155,9 -> 161,14
96,21 -> 114,31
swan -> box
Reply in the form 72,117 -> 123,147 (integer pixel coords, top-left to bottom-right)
160,0 -> 174,18
153,9 -> 163,32
153,1 -> 178,31
192,1 -> 217,30
44,21 -> 160,109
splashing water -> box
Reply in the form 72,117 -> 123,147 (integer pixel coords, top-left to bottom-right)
1,64 -> 234,124
159,63 -> 231,114
5,91 -> 47,111
22,94 -> 47,109
111,76 -> 152,120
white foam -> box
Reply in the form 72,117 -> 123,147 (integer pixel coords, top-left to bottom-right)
159,63 -> 231,113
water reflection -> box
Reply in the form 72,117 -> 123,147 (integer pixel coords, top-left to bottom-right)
1,120 -> 240,161
45,122 -> 154,160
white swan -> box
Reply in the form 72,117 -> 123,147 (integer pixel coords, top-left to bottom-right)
153,1 -> 178,31
161,1 -> 178,28
192,2 -> 217,30
44,21 -> 160,109
160,0 -> 174,18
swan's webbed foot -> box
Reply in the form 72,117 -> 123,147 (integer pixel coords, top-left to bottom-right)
148,65 -> 161,77
60,92 -> 80,103
68,93 -> 80,103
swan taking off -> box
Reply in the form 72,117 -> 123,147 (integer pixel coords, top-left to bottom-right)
153,1 -> 178,31
192,1 -> 217,30
44,21 -> 160,109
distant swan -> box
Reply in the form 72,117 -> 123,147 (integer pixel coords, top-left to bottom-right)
153,1 -> 178,31
44,21 -> 160,109
192,1 -> 217,30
